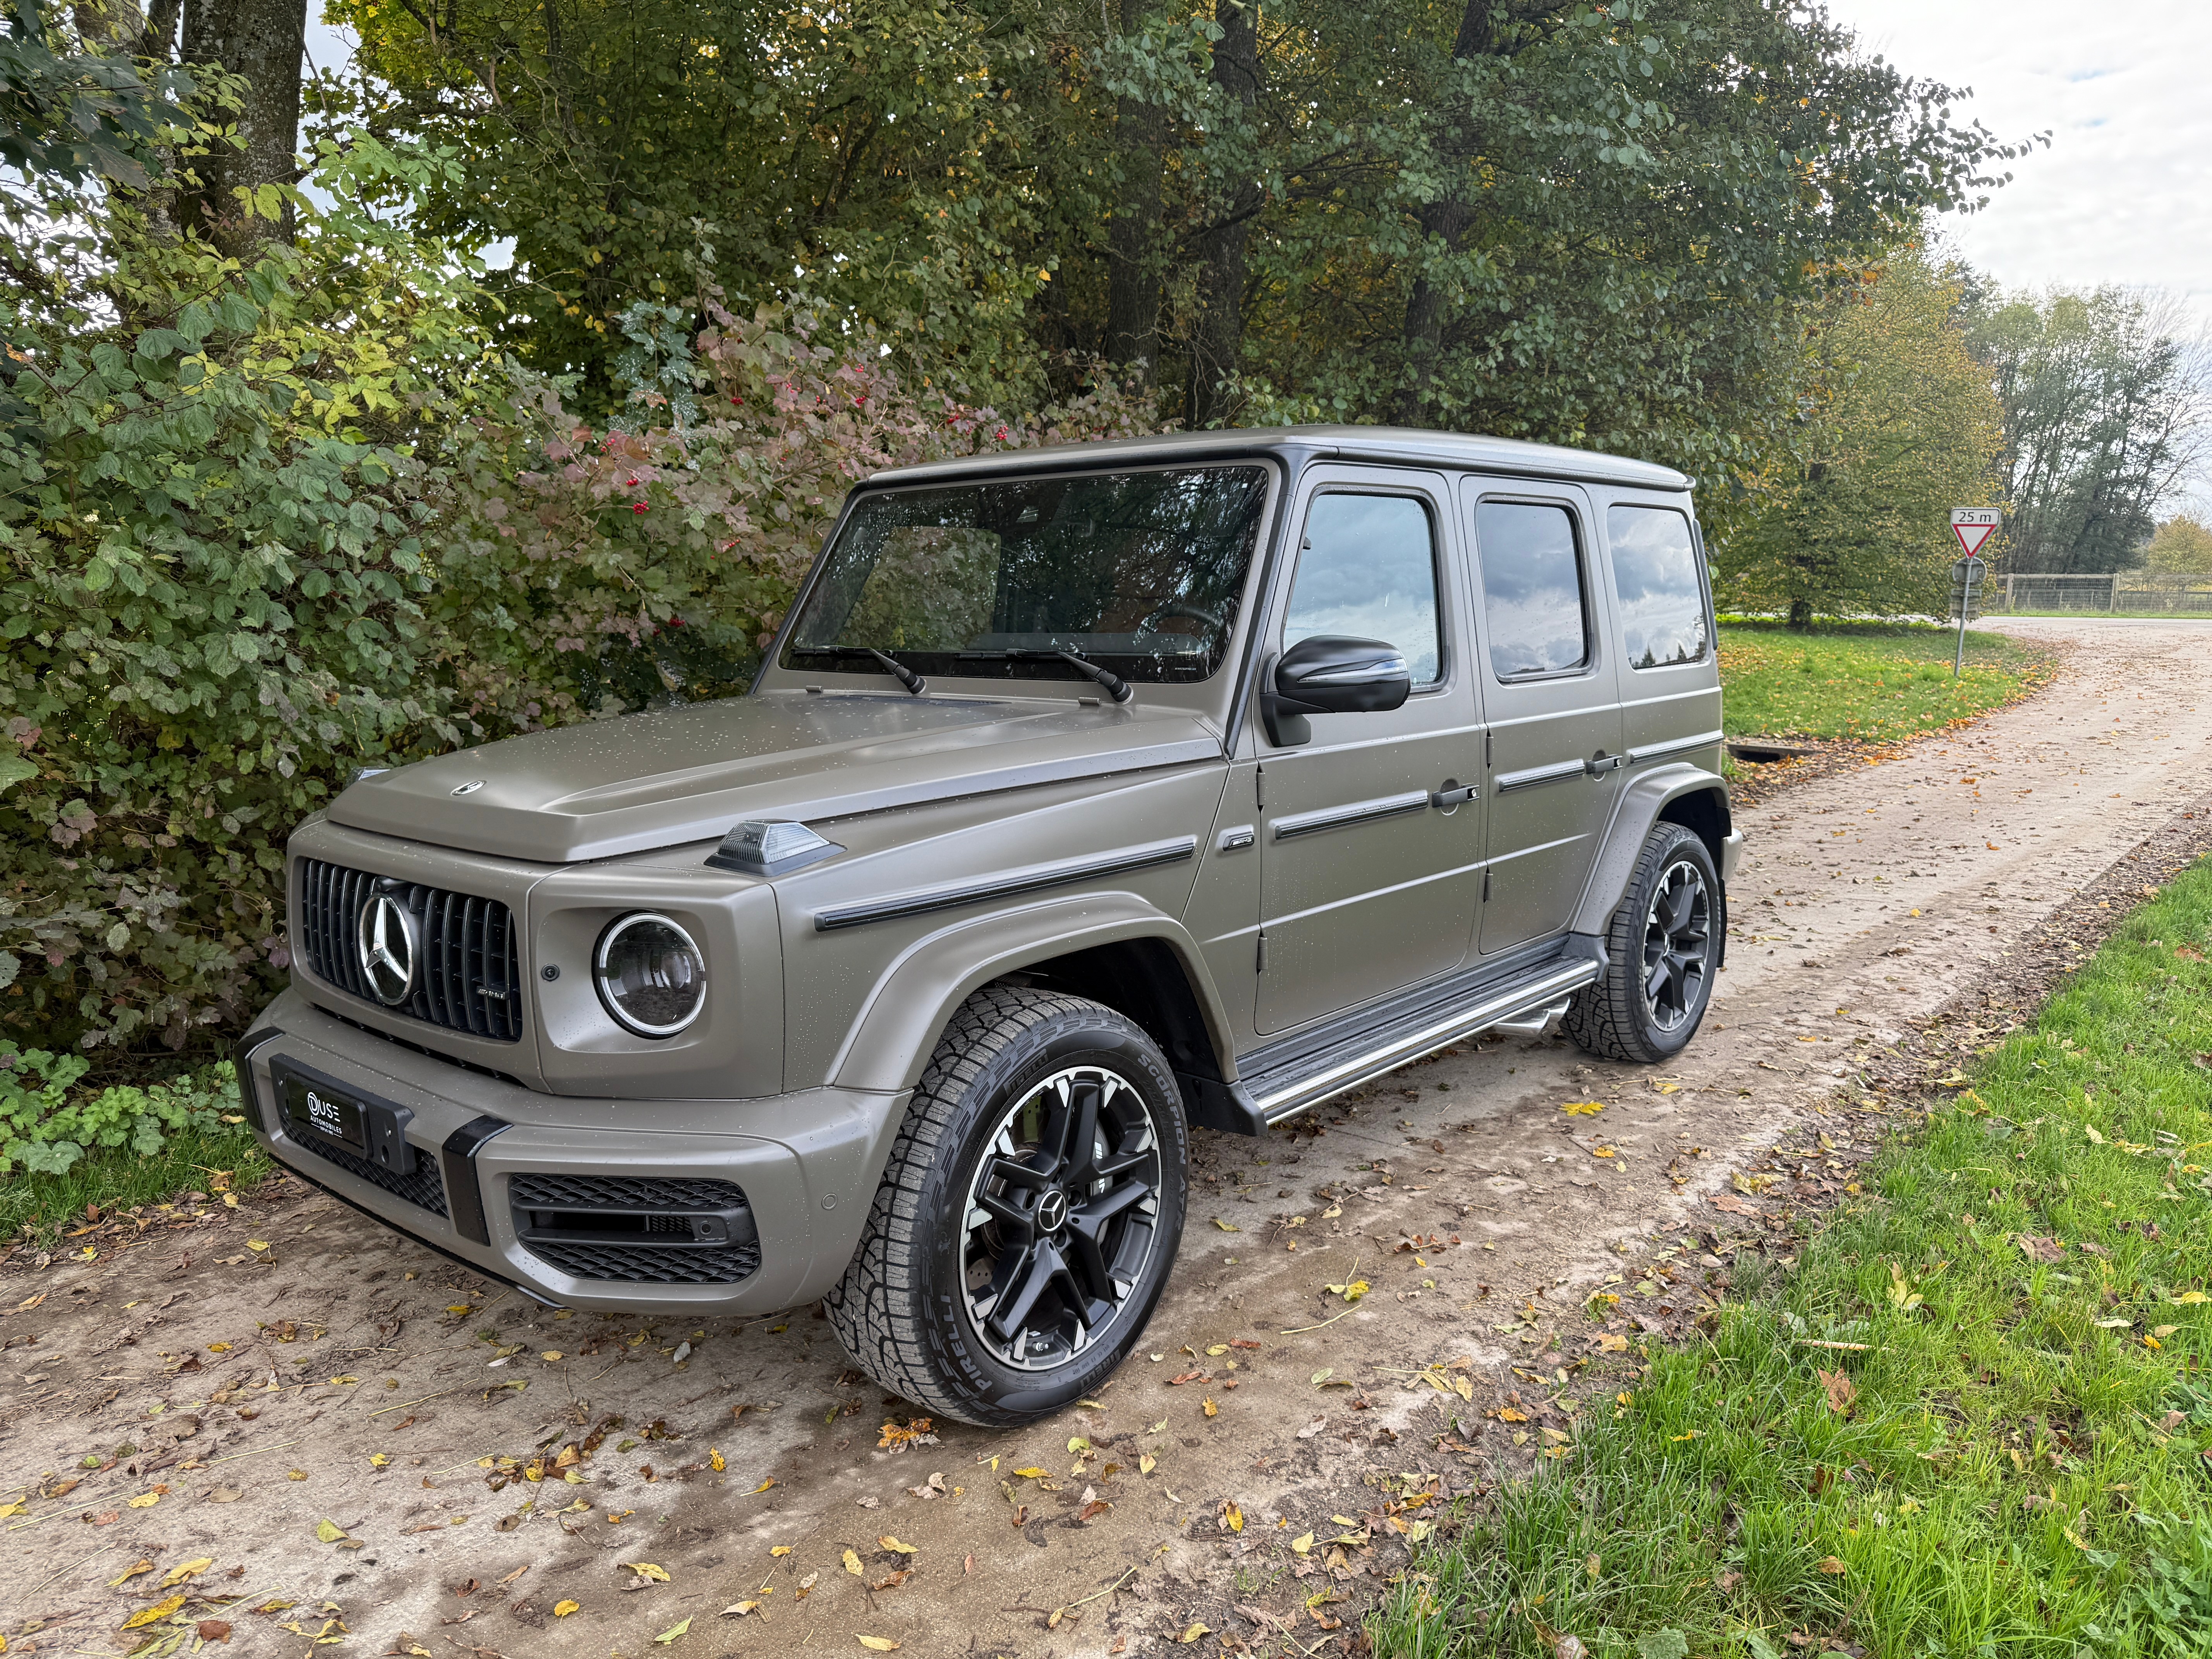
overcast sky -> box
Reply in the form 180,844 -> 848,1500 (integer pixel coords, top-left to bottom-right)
1828,0 -> 2210,327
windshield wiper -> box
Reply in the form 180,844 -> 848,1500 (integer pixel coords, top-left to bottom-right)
789,645 -> 928,696
956,647 -> 1132,704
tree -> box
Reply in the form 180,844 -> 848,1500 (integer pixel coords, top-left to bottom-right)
2145,515 -> 2212,575
1711,247 -> 2005,623
1965,286 -> 2210,574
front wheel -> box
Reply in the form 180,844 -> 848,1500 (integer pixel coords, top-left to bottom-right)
825,985 -> 1188,1427
1562,821 -> 1721,1064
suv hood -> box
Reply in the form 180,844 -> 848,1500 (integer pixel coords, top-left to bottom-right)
327,692 -> 1225,865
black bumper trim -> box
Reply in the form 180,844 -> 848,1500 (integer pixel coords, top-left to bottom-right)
233,1026 -> 287,1134
441,1115 -> 512,1245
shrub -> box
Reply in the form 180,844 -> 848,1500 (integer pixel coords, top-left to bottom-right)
0,1039 -> 240,1174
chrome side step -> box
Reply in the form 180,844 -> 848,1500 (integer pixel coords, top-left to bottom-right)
1255,958 -> 1600,1126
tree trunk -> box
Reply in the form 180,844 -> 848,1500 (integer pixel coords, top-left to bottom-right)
1105,0 -> 1164,384
179,0 -> 307,253
1788,597 -> 1813,629
1187,0 -> 1261,429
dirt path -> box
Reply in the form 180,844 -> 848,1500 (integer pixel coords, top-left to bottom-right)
6,618 -> 2211,1659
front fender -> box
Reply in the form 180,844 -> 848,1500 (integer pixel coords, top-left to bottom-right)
1570,763 -> 1733,937
825,893 -> 1238,1097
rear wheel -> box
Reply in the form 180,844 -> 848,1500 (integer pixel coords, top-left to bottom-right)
825,985 -> 1188,1426
1563,822 -> 1721,1063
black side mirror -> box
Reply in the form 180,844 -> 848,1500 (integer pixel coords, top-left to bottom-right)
1260,635 -> 1412,747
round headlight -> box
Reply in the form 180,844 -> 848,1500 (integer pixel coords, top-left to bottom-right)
594,913 -> 706,1037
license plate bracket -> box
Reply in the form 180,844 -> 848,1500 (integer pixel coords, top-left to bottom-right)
273,1059 -> 418,1176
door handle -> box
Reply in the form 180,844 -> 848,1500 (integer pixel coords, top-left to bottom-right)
1431,781 -> 1477,809
1583,751 -> 1625,777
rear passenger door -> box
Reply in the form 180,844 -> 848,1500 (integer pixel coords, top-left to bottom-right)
1463,482 -> 1625,956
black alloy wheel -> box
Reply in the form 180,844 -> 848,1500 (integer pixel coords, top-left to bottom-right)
826,986 -> 1188,1426
1563,821 -> 1723,1064
961,1063 -> 1164,1370
1641,855 -> 1712,1034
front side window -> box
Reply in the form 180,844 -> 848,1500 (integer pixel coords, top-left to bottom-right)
1283,493 -> 1443,686
783,466 -> 1269,685
1474,501 -> 1589,678
1608,505 -> 1708,670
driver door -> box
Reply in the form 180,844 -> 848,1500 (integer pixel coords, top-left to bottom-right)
1255,469 -> 1484,1034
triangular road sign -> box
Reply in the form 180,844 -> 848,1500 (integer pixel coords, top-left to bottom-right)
1951,508 -> 1999,558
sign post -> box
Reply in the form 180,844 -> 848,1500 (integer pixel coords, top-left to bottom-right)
1949,510 -> 1999,678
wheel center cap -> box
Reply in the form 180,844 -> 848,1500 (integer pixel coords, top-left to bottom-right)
1034,1189 -> 1070,1235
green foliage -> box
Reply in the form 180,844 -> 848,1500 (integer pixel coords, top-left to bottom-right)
0,135 -> 493,1056
2147,516 -> 2212,575
1965,286 -> 2209,576
1374,855 -> 2212,1658
0,0 -> 197,192
1716,621 -> 2053,744
0,1039 -> 240,1175
1712,249 -> 2006,622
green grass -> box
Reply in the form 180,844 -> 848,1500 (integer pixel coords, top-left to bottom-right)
1,1119 -> 271,1245
1376,857 -> 2212,1659
1719,620 -> 2055,744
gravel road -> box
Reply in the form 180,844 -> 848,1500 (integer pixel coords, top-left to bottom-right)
5,617 -> 2210,1658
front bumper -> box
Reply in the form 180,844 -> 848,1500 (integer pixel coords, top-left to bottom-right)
237,990 -> 907,1314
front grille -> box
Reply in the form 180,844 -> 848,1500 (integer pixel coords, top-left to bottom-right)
510,1173 -> 758,1286
286,1126 -> 450,1216
511,1174 -> 749,1211
296,859 -> 523,1042
525,1238 -> 763,1285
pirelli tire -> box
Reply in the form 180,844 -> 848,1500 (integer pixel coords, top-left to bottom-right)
1563,821 -> 1722,1065
824,984 -> 1189,1427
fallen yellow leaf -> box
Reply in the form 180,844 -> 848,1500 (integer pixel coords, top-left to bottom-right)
1291,1531 -> 1314,1554
750,1477 -> 777,1494
159,1557 -> 214,1587
1139,1454 -> 1157,1475
122,1594 -> 187,1630
858,1637 -> 902,1652
723,1600 -> 763,1616
771,1545 -> 793,1557
843,1549 -> 864,1578
247,1240 -> 269,1251
879,1536 -> 917,1555
709,1449 -> 726,1472
1560,1101 -> 1606,1116
1178,1623 -> 1212,1644
1013,1467 -> 1051,1479
1817,1557 -> 1847,1575
1223,1501 -> 1244,1533
623,1561 -> 672,1583
126,1492 -> 161,1508
1213,1219 -> 1240,1232
554,1600 -> 580,1617
1202,1396 -> 1219,1418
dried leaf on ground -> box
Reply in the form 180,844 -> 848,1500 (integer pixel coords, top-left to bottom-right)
654,1617 -> 692,1643
858,1638 -> 902,1652
554,1601 -> 580,1617
1817,1367 -> 1856,1415
623,1562 -> 672,1583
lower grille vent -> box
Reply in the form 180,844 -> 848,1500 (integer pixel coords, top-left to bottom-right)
289,1128 -> 450,1217
510,1173 -> 758,1286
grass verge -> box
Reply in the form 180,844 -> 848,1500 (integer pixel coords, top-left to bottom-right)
1719,620 -> 2056,745
1,1119 -> 271,1247
1376,855 -> 2212,1658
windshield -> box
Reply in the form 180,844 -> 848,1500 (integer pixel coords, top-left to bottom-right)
782,465 -> 1271,685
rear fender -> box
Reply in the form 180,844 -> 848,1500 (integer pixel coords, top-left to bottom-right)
1571,764 -> 1733,939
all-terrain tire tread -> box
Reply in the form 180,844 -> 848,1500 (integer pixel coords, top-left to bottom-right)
823,984 -> 1152,1424
1562,822 -> 1712,1065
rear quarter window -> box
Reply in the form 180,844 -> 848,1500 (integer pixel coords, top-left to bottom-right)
1607,505 -> 1708,670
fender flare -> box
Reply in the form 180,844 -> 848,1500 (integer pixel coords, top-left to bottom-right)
1569,763 -> 1733,939
824,892 -> 1240,1101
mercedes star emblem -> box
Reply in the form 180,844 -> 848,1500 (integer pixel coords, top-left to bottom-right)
357,892 -> 419,1006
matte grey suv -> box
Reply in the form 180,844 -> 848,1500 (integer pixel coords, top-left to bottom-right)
237,426 -> 1740,1425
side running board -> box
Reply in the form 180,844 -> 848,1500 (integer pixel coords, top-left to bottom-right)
1247,956 -> 1602,1127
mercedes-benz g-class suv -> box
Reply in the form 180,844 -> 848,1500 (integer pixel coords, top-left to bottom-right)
237,426 -> 1740,1425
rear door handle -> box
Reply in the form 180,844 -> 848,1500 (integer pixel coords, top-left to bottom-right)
1583,751 -> 1624,777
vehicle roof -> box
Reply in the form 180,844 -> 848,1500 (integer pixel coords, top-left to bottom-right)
867,424 -> 1692,493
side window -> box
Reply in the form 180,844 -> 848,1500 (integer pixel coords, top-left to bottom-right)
1284,493 -> 1443,686
1607,505 -> 1708,669
1474,501 -> 1588,678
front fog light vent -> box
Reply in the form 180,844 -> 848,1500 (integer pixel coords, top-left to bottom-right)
594,912 -> 706,1037
511,1174 -> 759,1286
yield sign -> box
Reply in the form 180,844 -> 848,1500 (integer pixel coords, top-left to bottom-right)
1951,507 -> 1999,558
